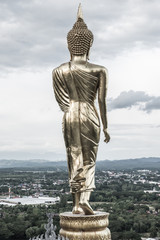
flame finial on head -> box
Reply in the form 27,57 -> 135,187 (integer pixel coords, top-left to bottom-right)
77,3 -> 83,20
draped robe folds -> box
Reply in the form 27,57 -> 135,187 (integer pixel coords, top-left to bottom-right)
53,62 -> 100,193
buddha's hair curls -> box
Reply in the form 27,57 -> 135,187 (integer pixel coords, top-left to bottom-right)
67,18 -> 93,56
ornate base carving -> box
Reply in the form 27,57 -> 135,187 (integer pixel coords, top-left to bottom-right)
59,212 -> 111,240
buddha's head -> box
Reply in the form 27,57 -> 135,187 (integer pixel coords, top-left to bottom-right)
67,4 -> 94,59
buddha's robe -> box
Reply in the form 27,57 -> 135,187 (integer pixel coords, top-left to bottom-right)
53,62 -> 100,193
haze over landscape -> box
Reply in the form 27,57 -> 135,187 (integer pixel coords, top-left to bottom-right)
0,0 -> 160,161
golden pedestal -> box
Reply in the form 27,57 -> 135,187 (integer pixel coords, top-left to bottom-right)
59,212 -> 111,240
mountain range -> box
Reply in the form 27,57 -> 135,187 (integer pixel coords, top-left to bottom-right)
0,157 -> 160,170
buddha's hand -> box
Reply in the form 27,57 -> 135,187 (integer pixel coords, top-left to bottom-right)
103,128 -> 110,143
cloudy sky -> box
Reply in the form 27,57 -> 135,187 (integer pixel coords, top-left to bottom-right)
0,0 -> 160,161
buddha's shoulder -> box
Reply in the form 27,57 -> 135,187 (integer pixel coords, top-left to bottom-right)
87,62 -> 108,74
52,62 -> 108,75
52,62 -> 69,74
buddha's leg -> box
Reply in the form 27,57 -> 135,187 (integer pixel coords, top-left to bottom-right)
78,120 -> 99,215
79,191 -> 94,215
63,108 -> 84,214
72,192 -> 84,214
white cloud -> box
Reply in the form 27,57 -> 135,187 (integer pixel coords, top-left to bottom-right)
1,0 -> 160,68
0,0 -> 160,160
108,90 -> 160,112
98,124 -> 160,160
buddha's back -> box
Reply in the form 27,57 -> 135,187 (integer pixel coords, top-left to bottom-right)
52,4 -> 110,215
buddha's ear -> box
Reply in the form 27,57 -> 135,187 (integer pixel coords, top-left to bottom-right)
90,39 -> 93,47
87,48 -> 91,60
68,46 -> 72,61
87,40 -> 93,60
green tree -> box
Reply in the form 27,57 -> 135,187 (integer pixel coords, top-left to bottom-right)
0,222 -> 14,239
150,227 -> 157,238
25,226 -> 39,239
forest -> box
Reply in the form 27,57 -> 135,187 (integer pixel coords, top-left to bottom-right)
0,168 -> 160,240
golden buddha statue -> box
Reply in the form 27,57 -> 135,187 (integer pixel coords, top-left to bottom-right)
52,4 -> 110,215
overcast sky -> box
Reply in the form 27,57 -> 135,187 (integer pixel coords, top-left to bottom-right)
0,0 -> 160,161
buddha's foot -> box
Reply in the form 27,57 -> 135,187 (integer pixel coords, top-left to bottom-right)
72,206 -> 84,214
79,201 -> 94,215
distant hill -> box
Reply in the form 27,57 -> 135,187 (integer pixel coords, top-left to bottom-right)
0,159 -> 67,170
0,157 -> 160,170
96,157 -> 160,170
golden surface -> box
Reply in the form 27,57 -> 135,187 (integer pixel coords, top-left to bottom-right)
60,212 -> 111,240
52,4 -> 110,215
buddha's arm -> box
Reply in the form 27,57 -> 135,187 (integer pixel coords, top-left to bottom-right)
52,68 -> 70,112
98,68 -> 110,143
